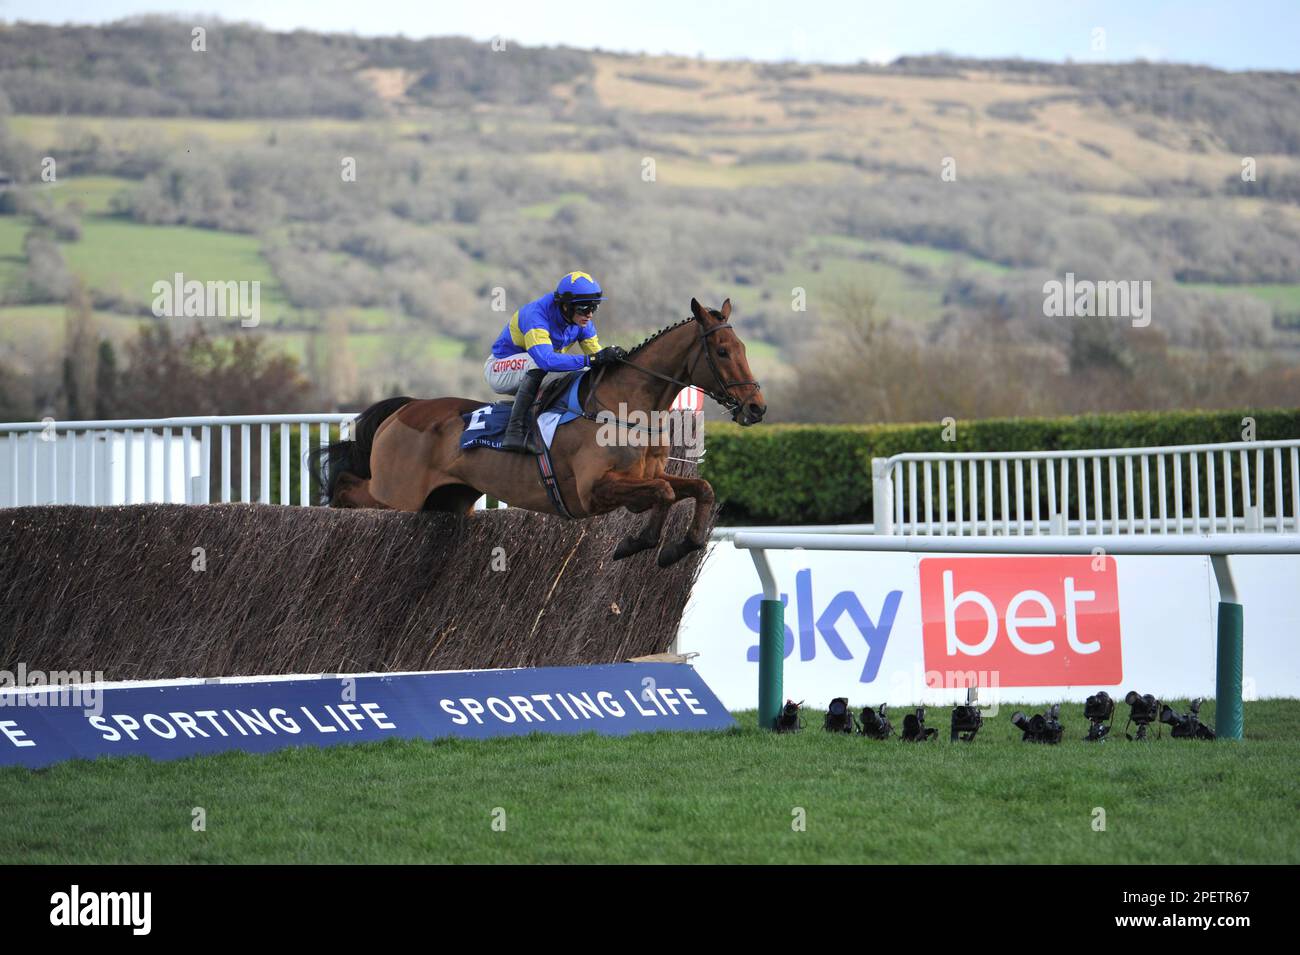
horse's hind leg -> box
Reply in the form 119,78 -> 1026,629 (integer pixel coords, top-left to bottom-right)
590,474 -> 676,560
421,483 -> 484,514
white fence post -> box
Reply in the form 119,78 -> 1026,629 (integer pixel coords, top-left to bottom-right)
872,458 -> 894,535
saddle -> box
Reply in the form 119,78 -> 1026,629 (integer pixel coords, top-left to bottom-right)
536,370 -> 586,414
458,371 -> 591,519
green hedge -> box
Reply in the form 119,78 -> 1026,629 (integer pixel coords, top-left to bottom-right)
701,409 -> 1300,525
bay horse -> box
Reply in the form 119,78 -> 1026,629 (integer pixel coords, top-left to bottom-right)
312,298 -> 766,567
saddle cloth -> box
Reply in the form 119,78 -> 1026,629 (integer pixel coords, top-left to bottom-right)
459,371 -> 587,452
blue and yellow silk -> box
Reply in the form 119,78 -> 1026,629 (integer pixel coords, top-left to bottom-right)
491,291 -> 602,372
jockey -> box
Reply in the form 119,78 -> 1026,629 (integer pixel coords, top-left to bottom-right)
485,271 -> 626,453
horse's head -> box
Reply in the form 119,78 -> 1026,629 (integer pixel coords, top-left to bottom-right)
690,297 -> 767,425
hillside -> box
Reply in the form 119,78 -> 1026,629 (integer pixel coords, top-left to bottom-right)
1,18 -> 1299,421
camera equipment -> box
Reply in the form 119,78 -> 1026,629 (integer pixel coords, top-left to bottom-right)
774,699 -> 803,733
950,704 -> 983,742
823,697 -> 857,733
900,706 -> 937,742
1083,691 -> 1115,742
1124,690 -> 1161,740
858,704 -> 893,740
1011,704 -> 1063,743
1160,698 -> 1216,741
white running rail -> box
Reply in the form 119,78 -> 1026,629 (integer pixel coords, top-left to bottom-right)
0,414 -> 355,507
872,440 -> 1300,536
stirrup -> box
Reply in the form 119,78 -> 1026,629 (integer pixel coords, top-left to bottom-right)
500,425 -> 543,454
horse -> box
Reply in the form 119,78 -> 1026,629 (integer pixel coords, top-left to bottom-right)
311,298 -> 766,567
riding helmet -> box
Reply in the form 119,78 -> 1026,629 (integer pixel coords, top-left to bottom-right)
555,271 -> 603,305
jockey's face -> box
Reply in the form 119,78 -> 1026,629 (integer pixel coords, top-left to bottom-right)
566,302 -> 597,326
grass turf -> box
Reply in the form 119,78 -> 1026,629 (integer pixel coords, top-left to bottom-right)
2,699 -> 1296,864
59,216 -> 292,314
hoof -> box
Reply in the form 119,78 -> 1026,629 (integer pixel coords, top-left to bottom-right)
613,536 -> 655,561
657,539 -> 703,568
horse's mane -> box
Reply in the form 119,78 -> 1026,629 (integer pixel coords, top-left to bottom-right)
625,316 -> 701,356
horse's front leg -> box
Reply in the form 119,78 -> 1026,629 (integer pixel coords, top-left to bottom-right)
591,473 -> 676,561
655,474 -> 715,567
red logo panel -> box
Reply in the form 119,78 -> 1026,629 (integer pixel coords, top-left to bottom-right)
919,557 -> 1122,686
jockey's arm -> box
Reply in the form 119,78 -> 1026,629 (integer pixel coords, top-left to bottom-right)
523,327 -> 591,372
577,324 -> 602,355
523,319 -> 604,371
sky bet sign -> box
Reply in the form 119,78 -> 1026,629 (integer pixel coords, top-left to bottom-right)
743,569 -> 902,682
677,543 -> 1138,710
0,663 -> 734,769
733,558 -> 1121,689
919,556 -> 1122,686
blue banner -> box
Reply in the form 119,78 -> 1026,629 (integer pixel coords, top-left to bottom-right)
0,663 -> 735,769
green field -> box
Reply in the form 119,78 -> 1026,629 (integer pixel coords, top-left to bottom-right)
1182,281 -> 1300,314
2,699 -> 1296,864
716,234 -> 949,340
861,237 -> 1011,276
60,216 -> 292,313
0,304 -> 146,354
2,207 -> 296,316
718,232 -> 1006,330
44,175 -> 134,215
272,328 -> 468,368
0,215 -> 28,289
519,191 -> 590,220
7,114 -> 382,150
725,254 -> 944,326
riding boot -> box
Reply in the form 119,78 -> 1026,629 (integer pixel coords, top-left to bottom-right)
500,368 -> 546,453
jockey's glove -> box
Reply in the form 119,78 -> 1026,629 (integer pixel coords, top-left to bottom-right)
588,345 -> 627,368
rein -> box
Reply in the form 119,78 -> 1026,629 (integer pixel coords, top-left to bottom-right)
584,319 -> 760,425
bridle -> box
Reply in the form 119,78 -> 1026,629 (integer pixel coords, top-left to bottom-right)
589,317 -> 761,420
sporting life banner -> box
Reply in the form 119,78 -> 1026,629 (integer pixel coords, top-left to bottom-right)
0,663 -> 734,769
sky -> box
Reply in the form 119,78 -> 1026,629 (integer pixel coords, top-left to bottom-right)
1,0 -> 1297,71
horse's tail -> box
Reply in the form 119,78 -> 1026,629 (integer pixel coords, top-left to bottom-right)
308,396 -> 414,505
